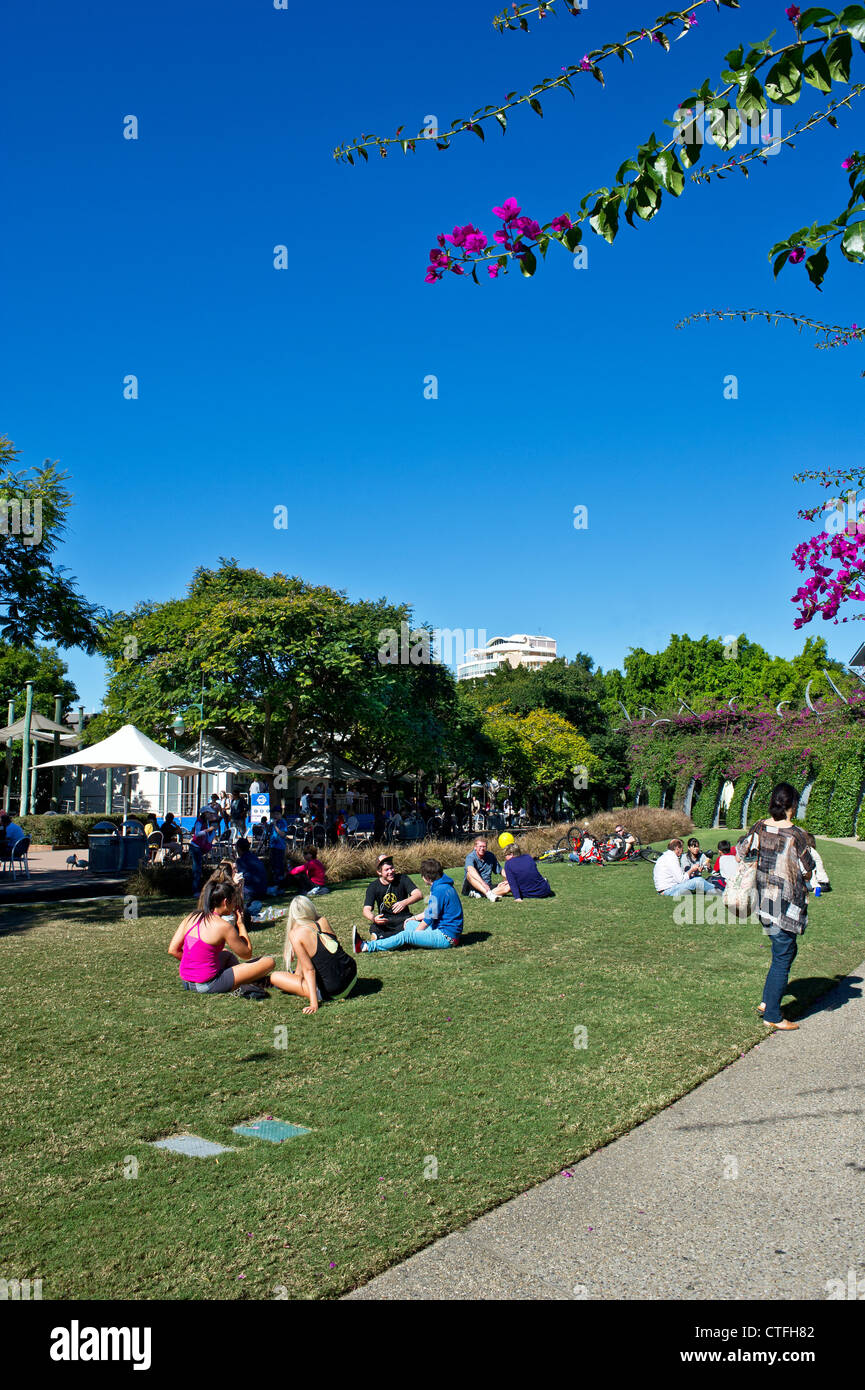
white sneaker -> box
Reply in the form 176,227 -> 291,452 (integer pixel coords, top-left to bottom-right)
468,890 -> 483,899
487,892 -> 501,904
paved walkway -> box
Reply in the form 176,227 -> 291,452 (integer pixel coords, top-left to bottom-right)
349,845 -> 865,1300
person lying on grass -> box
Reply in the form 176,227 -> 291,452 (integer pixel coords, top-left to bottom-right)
268,895 -> 357,1013
168,879 -> 275,994
353,858 -> 463,953
502,842 -> 554,900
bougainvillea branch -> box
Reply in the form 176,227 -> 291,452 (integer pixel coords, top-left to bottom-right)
333,0 -> 724,163
423,10 -> 865,284
769,148 -> 865,286
688,83 -> 865,181
674,305 -> 865,348
792,460 -> 865,627
491,0 -> 585,35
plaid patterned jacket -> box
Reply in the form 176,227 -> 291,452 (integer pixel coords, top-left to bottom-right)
737,821 -> 814,936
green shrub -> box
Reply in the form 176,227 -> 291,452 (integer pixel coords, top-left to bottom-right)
646,782 -> 663,808
126,859 -> 194,899
805,761 -> 838,836
18,813 -> 151,848
691,774 -> 723,829
826,748 -> 865,837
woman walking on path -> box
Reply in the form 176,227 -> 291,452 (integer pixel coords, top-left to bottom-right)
738,782 -> 814,1032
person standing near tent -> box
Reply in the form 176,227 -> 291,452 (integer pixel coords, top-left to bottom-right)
229,788 -> 248,842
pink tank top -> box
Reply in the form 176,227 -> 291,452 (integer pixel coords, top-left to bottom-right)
179,914 -> 224,983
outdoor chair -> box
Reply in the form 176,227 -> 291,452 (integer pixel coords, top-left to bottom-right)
92,820 -> 119,835
146,831 -> 164,864
7,836 -> 31,881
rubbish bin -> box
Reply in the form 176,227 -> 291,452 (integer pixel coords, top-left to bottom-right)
120,836 -> 147,872
88,834 -> 122,874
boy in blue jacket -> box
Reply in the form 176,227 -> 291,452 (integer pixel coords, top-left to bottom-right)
353,858 -> 463,953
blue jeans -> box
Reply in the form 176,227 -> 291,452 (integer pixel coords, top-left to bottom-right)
190,844 -> 204,894
762,929 -> 799,1023
662,878 -> 721,897
366,925 -> 457,952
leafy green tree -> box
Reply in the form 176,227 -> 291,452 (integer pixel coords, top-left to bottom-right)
0,435 -> 103,652
0,643 -> 78,720
602,632 -> 854,716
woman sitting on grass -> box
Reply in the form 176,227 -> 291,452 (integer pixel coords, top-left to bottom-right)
168,879 -> 275,994
269,895 -> 357,1014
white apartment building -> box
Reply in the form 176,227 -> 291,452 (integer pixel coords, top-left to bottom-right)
457,634 -> 558,681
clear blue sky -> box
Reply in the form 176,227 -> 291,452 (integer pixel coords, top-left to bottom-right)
4,0 -> 862,711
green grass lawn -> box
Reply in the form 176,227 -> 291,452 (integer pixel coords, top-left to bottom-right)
2,834 -> 863,1301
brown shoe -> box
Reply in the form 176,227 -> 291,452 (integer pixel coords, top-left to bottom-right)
764,1019 -> 799,1030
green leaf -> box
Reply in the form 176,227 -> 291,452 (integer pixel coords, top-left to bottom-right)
467,123 -> 485,142
678,142 -> 703,170
806,245 -> 830,287
358,146 -> 368,162
519,248 -> 537,277
592,66 -> 605,87
803,51 -> 833,93
799,6 -> 839,27
737,74 -> 767,117
564,226 -> 582,252
529,97 -> 543,117
495,111 -> 507,134
773,249 -> 791,278
842,220 -> 865,258
652,150 -> 685,195
537,235 -> 550,260
840,5 -> 865,42
764,50 -> 803,105
825,33 -> 853,81
346,151 -> 354,165
725,44 -> 745,69
709,107 -> 742,151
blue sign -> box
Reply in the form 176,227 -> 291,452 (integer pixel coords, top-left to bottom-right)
251,793 -> 270,824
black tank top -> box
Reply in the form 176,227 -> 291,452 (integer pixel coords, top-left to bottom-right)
310,928 -> 357,1000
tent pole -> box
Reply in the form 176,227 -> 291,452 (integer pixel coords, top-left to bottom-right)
20,681 -> 34,817
4,699 -> 13,813
74,706 -> 84,813
29,740 -> 39,814
51,694 -> 62,811
105,767 -> 112,815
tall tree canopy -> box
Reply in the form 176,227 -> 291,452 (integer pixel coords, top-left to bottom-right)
0,434 -> 103,652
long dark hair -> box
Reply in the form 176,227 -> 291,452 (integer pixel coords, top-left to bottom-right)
768,782 -> 800,822
196,878 -> 238,916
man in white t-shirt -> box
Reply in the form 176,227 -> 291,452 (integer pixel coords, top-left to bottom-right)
653,839 -> 721,897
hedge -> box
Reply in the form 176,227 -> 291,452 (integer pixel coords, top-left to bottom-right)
691,773 -> 724,829
725,774 -> 753,832
16,813 -> 152,849
825,747 -> 865,837
646,782 -> 664,808
804,760 -> 839,836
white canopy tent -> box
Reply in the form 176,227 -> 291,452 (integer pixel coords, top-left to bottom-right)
40,724 -> 206,828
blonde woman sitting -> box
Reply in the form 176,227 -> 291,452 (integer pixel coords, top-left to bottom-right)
269,895 -> 357,1015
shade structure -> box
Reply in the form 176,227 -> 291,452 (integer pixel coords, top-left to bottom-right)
180,734 -> 271,778
39,724 -> 208,829
39,723 -> 206,775
285,751 -> 380,783
0,713 -> 80,745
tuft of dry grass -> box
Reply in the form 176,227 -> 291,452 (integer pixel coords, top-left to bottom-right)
581,806 -> 695,843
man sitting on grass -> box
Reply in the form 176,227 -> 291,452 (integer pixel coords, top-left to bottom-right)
353,858 -> 462,952
502,842 -> 554,900
362,855 -> 423,939
462,836 -> 510,901
654,839 -> 722,897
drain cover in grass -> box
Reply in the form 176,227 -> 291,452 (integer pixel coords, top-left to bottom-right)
151,1135 -> 236,1158
232,1119 -> 311,1143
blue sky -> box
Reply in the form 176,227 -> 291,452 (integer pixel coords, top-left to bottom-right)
4,0 -> 863,711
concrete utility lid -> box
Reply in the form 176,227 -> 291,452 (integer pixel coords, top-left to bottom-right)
150,1135 -> 236,1157
232,1119 -> 311,1143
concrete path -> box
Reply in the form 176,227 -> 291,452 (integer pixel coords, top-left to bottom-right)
348,963 -> 865,1300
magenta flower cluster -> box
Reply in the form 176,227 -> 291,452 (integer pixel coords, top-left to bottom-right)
791,529 -> 865,626
425,197 -> 572,284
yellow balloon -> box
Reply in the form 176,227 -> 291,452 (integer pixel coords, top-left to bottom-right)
498,832 -> 515,849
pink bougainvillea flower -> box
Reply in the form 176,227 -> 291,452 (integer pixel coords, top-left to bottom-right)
580,55 -> 592,70
788,246 -> 806,263
493,228 -> 512,246
464,229 -> 488,253
488,264 -> 500,278
493,197 -> 521,223
552,213 -> 572,232
514,216 -> 542,239
786,5 -> 801,22
424,269 -> 438,284
842,155 -> 857,170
